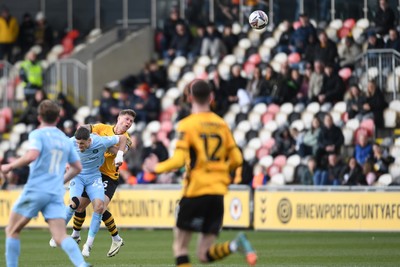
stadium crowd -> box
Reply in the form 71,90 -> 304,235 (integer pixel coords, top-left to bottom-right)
1,0 -> 400,190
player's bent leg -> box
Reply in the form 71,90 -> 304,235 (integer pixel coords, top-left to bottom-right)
197,233 -> 225,263
5,212 -> 31,267
72,197 -> 91,239
232,232 -> 257,266
173,227 -> 192,267
48,218 -> 92,267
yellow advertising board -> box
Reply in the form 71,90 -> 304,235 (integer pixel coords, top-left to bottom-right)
0,186 -> 250,228
254,191 -> 400,231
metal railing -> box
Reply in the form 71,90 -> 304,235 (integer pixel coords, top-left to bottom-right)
354,49 -> 400,100
44,59 -> 89,107
0,61 -> 19,110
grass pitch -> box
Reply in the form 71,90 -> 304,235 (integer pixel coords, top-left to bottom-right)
1,229 -> 400,266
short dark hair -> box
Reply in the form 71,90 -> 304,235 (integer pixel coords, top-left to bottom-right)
190,79 -> 211,105
119,109 -> 136,118
75,127 -> 90,140
38,100 -> 60,123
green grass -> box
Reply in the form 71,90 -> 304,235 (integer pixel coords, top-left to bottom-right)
1,229 -> 400,266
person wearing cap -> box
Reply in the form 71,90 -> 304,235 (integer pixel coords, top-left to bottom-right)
0,6 -> 19,61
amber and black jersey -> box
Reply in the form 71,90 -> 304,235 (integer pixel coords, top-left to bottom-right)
90,123 -> 131,181
155,112 -> 242,197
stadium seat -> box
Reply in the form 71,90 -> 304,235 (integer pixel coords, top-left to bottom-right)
330,110 -> 342,126
343,18 -> 356,29
263,37 -> 277,48
356,18 -> 369,29
345,118 -> 360,131
329,19 -> 343,30
248,137 -> 262,150
360,119 -> 375,136
321,102 -> 332,113
306,102 -> 320,114
261,112 -> 274,124
376,173 -> 392,186
268,165 -> 281,178
333,101 -> 347,114
273,155 -> 287,168
233,129 -> 246,147
342,127 -> 354,146
389,164 -> 400,179
238,38 -> 252,50
233,46 -> 246,63
274,52 -> 288,64
275,112 -> 288,127
263,137 -> 276,150
339,67 -> 352,81
301,111 -> 315,129
267,103 -> 280,114
146,120 -> 161,133
248,112 -> 262,130
1,107 -> 12,125
197,55 -> 211,66
390,145 -> 400,158
252,102 -> 267,114
236,120 -> 252,133
280,102 -> 294,115
384,108 -> 397,128
287,154 -> 301,166
224,111 -> 236,129
389,100 -> 400,113
256,146 -> 270,159
294,102 -> 305,113
282,164 -> 295,183
269,173 -> 285,185
243,146 -> 256,162
258,128 -> 273,143
167,65 -> 181,82
259,155 -> 273,168
264,120 -> 278,133
161,96 -> 175,110
218,62 -> 231,80
229,103 -> 241,114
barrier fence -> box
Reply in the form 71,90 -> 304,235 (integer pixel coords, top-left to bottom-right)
1,185 -> 400,231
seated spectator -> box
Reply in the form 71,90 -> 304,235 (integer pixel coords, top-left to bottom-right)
131,83 -> 160,123
373,0 -> 395,36
201,22 -> 226,60
363,161 -> 377,185
276,20 -> 293,54
289,13 -> 317,54
326,153 -> 346,185
165,22 -> 193,63
318,63 -> 345,104
363,80 -> 388,129
140,60 -> 167,89
98,87 -> 119,123
221,23 -> 238,55
338,36 -> 361,69
285,68 -> 301,103
190,25 -> 206,61
142,132 -> 169,163
316,113 -> 344,168
346,84 -> 368,120
297,62 -> 312,103
271,126 -> 296,157
308,60 -> 324,102
18,13 -> 35,59
227,63 -> 247,105
252,165 -> 268,189
18,89 -> 47,127
384,28 -> 400,52
371,143 -> 394,177
299,116 -> 321,157
299,157 -> 316,185
342,157 -> 366,185
34,12 -> 53,58
303,33 -> 319,65
255,64 -> 283,104
354,133 -> 373,166
314,31 -> 339,67
366,31 -> 384,51
245,66 -> 263,104
162,8 -> 187,53
56,92 -> 77,128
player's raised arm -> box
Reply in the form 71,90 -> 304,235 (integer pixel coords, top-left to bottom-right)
113,135 -> 127,166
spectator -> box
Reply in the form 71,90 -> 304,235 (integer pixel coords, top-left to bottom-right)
227,64 -> 247,106
271,127 -> 296,157
276,20 -> 293,54
116,90 -> 134,111
221,24 -> 238,55
338,36 -> 362,69
98,87 -> 119,123
326,153 -> 346,185
131,83 -> 160,123
298,116 -> 321,157
252,165 -> 268,189
142,132 -> 169,162
0,6 -> 19,62
285,68 -> 301,103
366,31 -> 384,51
318,63 -> 345,104
297,62 -> 312,103
371,143 -> 394,177
201,22 -> 226,60
308,60 -> 324,102
140,60 -> 167,89
299,157 -> 316,185
34,12 -> 53,58
190,25 -> 206,60
363,161 -> 377,185
256,64 -> 282,104
373,0 -> 395,36
0,149 -> 29,189
17,89 -> 47,127
245,66 -> 263,104
354,133 -> 373,166
18,13 -> 35,58
303,33 -> 319,65
346,84 -> 368,120
384,28 -> 400,52
314,31 -> 339,66
56,92 -> 77,128
289,13 -> 316,54
165,22 -> 193,63
363,80 -> 388,129
316,113 -> 344,168
342,157 -> 365,185
19,51 -> 44,102
162,8 -> 186,52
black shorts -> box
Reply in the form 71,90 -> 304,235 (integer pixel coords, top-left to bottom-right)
176,195 -> 224,235
82,174 -> 119,200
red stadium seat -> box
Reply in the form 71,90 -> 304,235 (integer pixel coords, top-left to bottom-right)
261,112 -> 274,124
343,18 -> 356,29
339,67 -> 352,81
1,107 -> 12,125
267,103 -> 280,114
360,119 -> 375,136
267,164 -> 280,177
273,155 -> 287,168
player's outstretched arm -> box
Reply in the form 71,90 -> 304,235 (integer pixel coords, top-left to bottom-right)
149,149 -> 186,174
63,160 -> 82,184
0,149 -> 39,174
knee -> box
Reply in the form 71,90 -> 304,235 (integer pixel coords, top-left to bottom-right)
94,201 -> 104,213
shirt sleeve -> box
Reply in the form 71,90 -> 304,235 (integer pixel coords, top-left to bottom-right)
91,123 -> 104,134
100,135 -> 119,148
28,131 -> 42,152
174,122 -> 189,150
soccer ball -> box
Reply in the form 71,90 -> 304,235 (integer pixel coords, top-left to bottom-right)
249,10 -> 268,30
